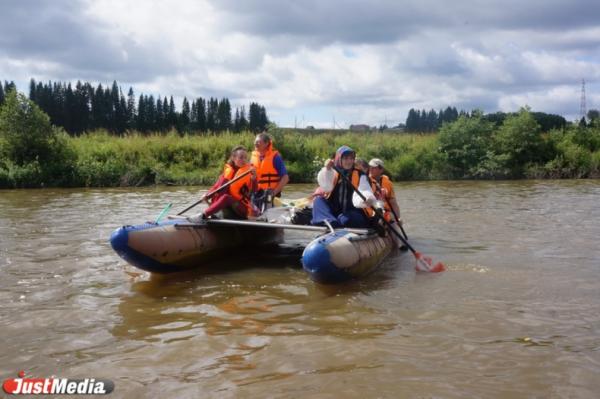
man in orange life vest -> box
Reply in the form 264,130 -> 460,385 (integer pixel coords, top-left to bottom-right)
369,158 -> 405,248
368,158 -> 401,223
250,133 -> 289,197
311,145 -> 379,228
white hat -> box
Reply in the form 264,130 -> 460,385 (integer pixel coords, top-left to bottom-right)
368,158 -> 384,168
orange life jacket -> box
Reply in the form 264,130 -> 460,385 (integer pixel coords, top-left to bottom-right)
222,163 -> 236,180
251,144 -> 281,190
207,164 -> 237,199
328,168 -> 361,195
369,174 -> 395,221
228,164 -> 255,216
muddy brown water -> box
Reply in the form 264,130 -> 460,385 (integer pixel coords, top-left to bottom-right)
1,181 -> 599,398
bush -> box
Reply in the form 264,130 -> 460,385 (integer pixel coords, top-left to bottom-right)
0,90 -> 76,187
438,111 -> 496,178
492,107 -> 544,177
389,154 -> 419,180
571,123 -> 600,152
591,151 -> 600,178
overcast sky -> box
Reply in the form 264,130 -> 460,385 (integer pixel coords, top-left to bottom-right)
1,0 -> 599,128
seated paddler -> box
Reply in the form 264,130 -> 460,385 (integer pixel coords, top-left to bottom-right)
310,145 -> 379,229
201,146 -> 259,220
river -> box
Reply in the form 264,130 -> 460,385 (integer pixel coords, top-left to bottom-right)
1,181 -> 599,398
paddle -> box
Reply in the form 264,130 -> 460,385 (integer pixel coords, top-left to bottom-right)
176,168 -> 253,216
333,166 -> 445,273
273,196 -> 312,209
154,203 -> 173,223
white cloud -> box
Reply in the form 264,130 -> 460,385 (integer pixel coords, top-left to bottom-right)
498,86 -> 578,116
1,0 -> 599,126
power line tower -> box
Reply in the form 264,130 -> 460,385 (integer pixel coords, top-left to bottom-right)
580,78 -> 587,121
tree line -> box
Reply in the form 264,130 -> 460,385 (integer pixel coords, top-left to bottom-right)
404,106 -> 571,133
0,79 -> 269,136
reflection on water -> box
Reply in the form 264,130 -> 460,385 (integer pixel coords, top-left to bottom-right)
1,181 -> 600,398
114,264 -> 399,343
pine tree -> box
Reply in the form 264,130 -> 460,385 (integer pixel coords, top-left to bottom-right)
239,105 -> 248,131
190,100 -> 198,132
126,87 -> 136,130
104,85 -> 113,131
196,97 -> 206,132
249,102 -> 260,132
4,80 -> 16,95
168,96 -> 176,130
147,95 -> 156,131
259,105 -> 268,130
92,84 -> 102,130
217,98 -> 231,131
118,95 -> 127,134
233,108 -> 241,132
405,108 -> 418,132
155,97 -> 164,131
179,97 -> 190,133
63,83 -> 75,134
427,109 -> 438,132
137,94 -> 146,132
29,79 -> 37,103
73,81 -> 90,135
206,97 -> 218,131
110,81 -> 120,133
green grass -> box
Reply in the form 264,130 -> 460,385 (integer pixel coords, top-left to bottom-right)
66,129 -> 443,186
4,123 -> 599,188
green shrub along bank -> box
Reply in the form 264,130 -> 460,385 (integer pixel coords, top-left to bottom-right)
438,109 -> 600,179
1,92 -> 599,188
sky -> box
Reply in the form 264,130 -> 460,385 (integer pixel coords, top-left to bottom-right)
1,0 -> 600,128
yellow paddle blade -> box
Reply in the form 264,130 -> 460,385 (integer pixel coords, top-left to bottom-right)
288,197 -> 312,209
274,196 -> 313,209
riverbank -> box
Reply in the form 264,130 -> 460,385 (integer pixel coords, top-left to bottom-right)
1,92 -> 600,188
2,126 -> 600,188
34,125 -> 600,187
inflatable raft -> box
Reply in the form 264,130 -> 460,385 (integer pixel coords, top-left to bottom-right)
110,207 -> 398,280
110,218 -> 284,273
302,228 -> 396,284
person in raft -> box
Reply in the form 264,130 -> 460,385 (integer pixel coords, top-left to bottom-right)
368,158 -> 405,247
354,158 -> 370,174
201,146 -> 259,220
251,132 -> 290,198
310,145 -> 380,229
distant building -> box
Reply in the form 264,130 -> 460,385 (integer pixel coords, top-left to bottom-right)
383,126 -> 405,133
349,124 -> 370,132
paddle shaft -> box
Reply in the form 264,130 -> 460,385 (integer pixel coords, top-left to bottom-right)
177,168 -> 253,215
332,166 -> 417,254
386,199 -> 408,239
204,218 -> 371,234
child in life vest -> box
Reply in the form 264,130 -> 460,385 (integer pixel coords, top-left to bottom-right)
202,146 -> 259,219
